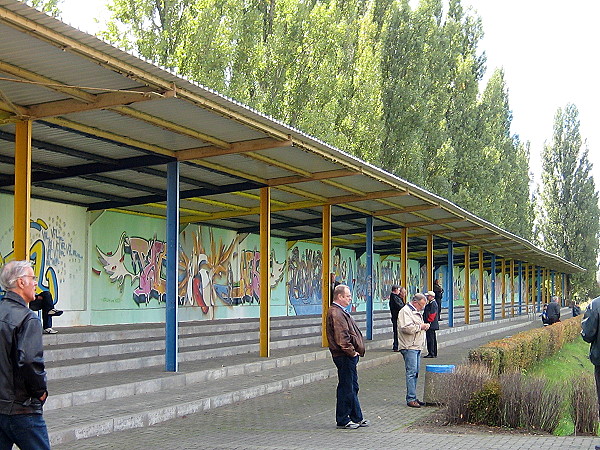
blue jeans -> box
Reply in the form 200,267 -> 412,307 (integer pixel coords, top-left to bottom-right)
332,355 -> 363,426
0,413 -> 50,450
400,349 -> 421,403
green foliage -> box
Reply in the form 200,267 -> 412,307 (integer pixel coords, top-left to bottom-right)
99,0 -> 533,237
23,0 -> 61,17
538,104 -> 600,299
467,380 -> 501,426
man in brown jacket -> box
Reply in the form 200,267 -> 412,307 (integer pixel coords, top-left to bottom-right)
326,284 -> 370,429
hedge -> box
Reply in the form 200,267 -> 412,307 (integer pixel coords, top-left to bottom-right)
468,315 -> 583,376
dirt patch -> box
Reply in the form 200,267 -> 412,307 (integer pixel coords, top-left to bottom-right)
410,408 -> 553,436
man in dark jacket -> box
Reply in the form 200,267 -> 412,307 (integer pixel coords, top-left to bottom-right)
423,290 -> 439,358
433,279 -> 444,321
326,284 -> 369,429
389,285 -> 406,352
0,260 -> 50,450
582,296 -> 600,415
546,296 -> 561,325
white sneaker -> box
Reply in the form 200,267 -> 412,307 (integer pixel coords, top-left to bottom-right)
44,328 -> 58,334
337,421 -> 360,429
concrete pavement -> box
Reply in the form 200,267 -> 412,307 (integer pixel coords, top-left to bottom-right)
52,310 -> 600,449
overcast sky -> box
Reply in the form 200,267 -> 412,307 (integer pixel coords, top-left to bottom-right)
58,0 -> 600,192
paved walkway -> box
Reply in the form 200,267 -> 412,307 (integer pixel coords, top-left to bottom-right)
54,315 -> 599,449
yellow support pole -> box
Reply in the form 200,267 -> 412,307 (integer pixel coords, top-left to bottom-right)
478,249 -> 484,322
14,121 -> 32,260
464,246 -> 470,325
259,187 -> 271,357
400,228 -> 408,289
510,260 -> 515,317
500,259 -> 506,318
524,264 -> 529,313
321,204 -> 331,348
427,235 -> 433,291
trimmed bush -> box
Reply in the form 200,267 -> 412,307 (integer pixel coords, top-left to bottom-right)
469,315 -> 583,376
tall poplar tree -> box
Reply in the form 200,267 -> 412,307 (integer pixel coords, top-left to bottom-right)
538,104 -> 600,298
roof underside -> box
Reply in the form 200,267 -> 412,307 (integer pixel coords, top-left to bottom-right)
0,0 -> 583,274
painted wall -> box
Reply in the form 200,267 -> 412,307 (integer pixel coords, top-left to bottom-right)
0,193 -> 87,326
0,193 -> 527,326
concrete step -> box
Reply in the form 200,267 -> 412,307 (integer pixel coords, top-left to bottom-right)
45,314 -> 537,447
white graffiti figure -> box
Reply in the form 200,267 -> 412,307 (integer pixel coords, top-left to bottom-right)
96,232 -> 135,289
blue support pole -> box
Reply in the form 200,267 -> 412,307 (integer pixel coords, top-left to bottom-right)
490,254 -> 496,321
447,241 -> 454,328
165,161 -> 179,372
518,261 -> 523,315
366,216 -> 373,340
536,266 -> 542,312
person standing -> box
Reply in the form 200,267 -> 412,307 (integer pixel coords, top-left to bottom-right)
326,284 -> 369,429
423,291 -> 439,358
546,296 -> 561,325
0,261 -> 50,450
581,296 -> 600,416
398,293 -> 429,408
389,285 -> 406,352
433,278 -> 444,321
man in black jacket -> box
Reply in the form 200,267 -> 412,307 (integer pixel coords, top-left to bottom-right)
0,260 -> 50,450
582,296 -> 600,415
423,291 -> 439,358
546,296 -> 561,325
389,285 -> 406,352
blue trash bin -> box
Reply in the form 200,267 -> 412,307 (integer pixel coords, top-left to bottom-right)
424,364 -> 455,404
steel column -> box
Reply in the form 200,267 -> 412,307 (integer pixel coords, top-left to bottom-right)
259,187 -> 271,357
366,216 -> 374,340
165,161 -> 179,372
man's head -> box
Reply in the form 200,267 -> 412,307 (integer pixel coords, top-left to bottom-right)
333,284 -> 352,308
391,285 -> 399,294
425,291 -> 435,302
551,296 -> 559,303
399,286 -> 407,298
411,293 -> 427,311
0,260 -> 38,303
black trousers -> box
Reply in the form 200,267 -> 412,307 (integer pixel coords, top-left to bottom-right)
391,310 -> 399,350
425,328 -> 437,357
595,364 -> 600,416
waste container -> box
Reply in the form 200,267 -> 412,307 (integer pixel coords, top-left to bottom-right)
424,364 -> 455,405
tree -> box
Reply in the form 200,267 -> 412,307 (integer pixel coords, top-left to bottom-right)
24,0 -> 61,17
538,104 -> 600,298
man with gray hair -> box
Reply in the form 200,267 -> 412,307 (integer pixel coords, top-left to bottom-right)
398,292 -> 430,408
0,260 -> 50,449
546,295 -> 561,325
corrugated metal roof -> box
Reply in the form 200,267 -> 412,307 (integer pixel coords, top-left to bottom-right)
0,0 -> 583,274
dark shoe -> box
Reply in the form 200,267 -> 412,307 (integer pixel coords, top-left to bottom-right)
407,401 -> 421,408
357,419 -> 370,427
392,349 -> 400,352
423,354 -> 434,358
417,400 -> 426,406
337,421 -> 360,429
48,309 -> 63,316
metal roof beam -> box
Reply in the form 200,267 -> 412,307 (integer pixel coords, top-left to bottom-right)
87,180 -> 264,211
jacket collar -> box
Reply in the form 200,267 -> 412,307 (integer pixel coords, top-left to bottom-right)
2,290 -> 27,307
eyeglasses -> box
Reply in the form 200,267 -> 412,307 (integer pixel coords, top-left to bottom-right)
20,275 -> 38,283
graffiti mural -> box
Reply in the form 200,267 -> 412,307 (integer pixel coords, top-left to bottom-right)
95,232 -> 172,305
0,218 -> 84,305
287,245 -> 322,315
94,227 -> 287,319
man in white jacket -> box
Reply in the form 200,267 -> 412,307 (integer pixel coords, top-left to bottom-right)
398,293 -> 430,408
